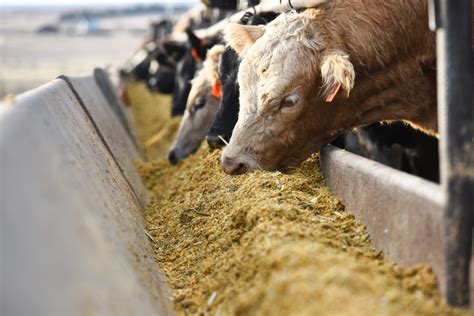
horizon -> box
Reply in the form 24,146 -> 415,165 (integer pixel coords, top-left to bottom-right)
1,0 -> 198,10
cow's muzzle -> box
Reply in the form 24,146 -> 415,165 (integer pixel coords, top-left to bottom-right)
221,155 -> 250,175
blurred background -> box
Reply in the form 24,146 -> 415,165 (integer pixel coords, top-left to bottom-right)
0,0 -> 197,98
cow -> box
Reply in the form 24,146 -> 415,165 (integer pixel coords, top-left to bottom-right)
120,40 -> 187,91
207,11 -> 279,149
121,41 -> 157,81
205,9 -> 438,181
171,27 -> 223,117
168,45 -> 226,165
123,27 -> 220,115
146,64 -> 176,94
151,20 -> 173,41
120,5 -> 229,97
146,41 -> 189,94
220,1 -> 437,174
172,4 -> 231,34
338,123 -> 439,183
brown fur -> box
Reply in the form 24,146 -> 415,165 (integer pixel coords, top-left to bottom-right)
221,0 -> 437,174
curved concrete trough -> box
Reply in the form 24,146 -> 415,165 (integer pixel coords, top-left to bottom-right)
320,145 -> 474,305
0,71 -> 173,315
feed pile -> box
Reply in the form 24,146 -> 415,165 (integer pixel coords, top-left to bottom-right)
127,83 -> 466,316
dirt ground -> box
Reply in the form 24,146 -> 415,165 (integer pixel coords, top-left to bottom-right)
126,83 -> 468,316
0,9 -> 149,97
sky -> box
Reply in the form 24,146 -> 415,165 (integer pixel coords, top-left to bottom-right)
1,0 -> 198,7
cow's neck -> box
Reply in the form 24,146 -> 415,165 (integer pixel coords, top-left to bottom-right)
321,0 -> 436,72
343,57 -> 438,135
318,0 -> 438,135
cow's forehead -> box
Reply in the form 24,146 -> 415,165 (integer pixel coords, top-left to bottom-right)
266,10 -> 322,43
242,39 -> 319,92
248,13 -> 323,71
187,74 -> 209,109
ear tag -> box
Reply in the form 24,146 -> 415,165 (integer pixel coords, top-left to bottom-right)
326,83 -> 342,103
191,48 -> 203,61
211,79 -> 222,99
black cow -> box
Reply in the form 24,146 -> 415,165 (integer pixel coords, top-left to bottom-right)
337,123 -> 439,183
120,40 -> 187,89
121,7 -> 231,108
122,27 -> 219,115
206,45 -> 240,148
206,11 -> 278,148
151,20 -> 173,41
146,64 -> 176,94
120,18 -> 175,81
170,27 -> 222,117
122,43 -> 155,81
146,41 -> 188,94
171,49 -> 196,116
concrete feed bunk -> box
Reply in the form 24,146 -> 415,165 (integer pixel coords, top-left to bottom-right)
0,73 -> 172,315
0,72 -> 470,315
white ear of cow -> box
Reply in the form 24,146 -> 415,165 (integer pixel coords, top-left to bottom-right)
225,23 -> 265,56
320,49 -> 355,101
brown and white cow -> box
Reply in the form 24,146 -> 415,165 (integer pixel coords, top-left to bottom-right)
220,0 -> 437,174
168,44 -> 225,165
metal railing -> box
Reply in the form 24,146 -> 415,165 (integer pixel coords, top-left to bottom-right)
432,0 -> 474,307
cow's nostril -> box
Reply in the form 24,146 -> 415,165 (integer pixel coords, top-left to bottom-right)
168,150 -> 179,165
207,135 -> 226,150
221,156 -> 248,175
233,163 -> 248,175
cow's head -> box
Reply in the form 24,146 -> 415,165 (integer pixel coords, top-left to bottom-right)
171,28 -> 222,117
168,45 -> 225,165
206,45 -> 241,149
207,11 -> 279,150
221,9 -> 356,174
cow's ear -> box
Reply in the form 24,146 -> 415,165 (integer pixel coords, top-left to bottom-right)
186,27 -> 207,60
319,50 -> 355,102
225,23 -> 265,55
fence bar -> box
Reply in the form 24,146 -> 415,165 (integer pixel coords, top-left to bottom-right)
436,0 -> 474,307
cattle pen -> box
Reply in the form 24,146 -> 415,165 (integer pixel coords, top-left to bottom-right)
1,0 -> 473,315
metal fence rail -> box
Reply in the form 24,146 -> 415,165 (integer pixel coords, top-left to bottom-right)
321,0 -> 473,308
434,0 -> 474,307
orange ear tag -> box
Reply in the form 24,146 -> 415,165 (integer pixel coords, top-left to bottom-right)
326,83 -> 342,103
191,48 -> 203,61
211,79 -> 222,99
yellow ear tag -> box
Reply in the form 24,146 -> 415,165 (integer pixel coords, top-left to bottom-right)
326,83 -> 342,103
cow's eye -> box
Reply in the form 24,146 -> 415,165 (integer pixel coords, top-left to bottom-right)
280,94 -> 300,109
194,101 -> 206,110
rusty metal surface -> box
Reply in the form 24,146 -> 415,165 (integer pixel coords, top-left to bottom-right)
0,79 -> 173,315
320,145 -> 451,294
